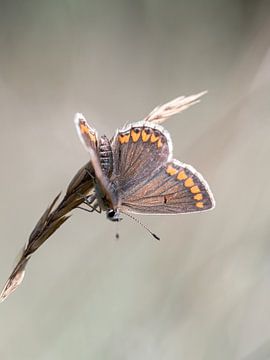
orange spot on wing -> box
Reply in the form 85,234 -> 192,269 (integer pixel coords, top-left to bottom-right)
150,133 -> 159,143
177,170 -> 187,180
131,129 -> 141,142
194,193 -> 203,201
80,124 -> 90,134
190,185 -> 200,194
124,133 -> 130,143
141,130 -> 151,142
89,133 -> 96,142
118,134 -> 125,144
184,177 -> 194,187
119,133 -> 130,144
118,133 -> 130,144
80,123 -> 96,142
196,202 -> 204,208
157,138 -> 163,148
166,165 -> 178,176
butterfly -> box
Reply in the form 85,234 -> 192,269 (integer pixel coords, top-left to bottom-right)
74,112 -> 215,231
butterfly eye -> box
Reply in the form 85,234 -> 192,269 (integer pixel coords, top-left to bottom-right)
106,209 -> 122,222
107,209 -> 115,218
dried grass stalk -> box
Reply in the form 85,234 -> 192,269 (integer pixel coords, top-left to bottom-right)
144,91 -> 207,124
0,162 -> 94,302
0,91 -> 206,302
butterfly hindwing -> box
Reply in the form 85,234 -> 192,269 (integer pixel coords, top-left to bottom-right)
119,159 -> 215,214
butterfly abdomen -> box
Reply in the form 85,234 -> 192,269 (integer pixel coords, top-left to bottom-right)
99,136 -> 113,177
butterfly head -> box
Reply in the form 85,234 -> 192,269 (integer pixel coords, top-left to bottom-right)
106,209 -> 122,222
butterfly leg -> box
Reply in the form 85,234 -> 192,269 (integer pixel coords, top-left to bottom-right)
83,194 -> 102,213
85,168 -> 95,181
77,205 -> 101,214
77,192 -> 102,214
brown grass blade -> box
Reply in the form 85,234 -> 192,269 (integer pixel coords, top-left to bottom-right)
0,161 -> 94,303
0,256 -> 29,303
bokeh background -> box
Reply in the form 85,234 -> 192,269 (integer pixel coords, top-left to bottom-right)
1,1 -> 270,359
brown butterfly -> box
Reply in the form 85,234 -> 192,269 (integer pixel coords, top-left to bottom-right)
74,113 -> 215,229
0,92 -> 215,303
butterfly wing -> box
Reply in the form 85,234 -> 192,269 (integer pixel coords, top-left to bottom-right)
111,121 -> 215,214
110,121 -> 172,193
74,113 -> 98,152
120,160 -> 215,214
74,113 -> 118,209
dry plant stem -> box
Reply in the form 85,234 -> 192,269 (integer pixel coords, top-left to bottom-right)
0,162 -> 94,303
0,90 -> 206,303
143,91 -> 207,124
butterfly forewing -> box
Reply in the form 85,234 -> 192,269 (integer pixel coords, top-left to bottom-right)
74,114 -> 118,210
111,121 -> 171,194
74,113 -> 98,152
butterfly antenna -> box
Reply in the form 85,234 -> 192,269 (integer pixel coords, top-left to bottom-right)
121,211 -> 160,241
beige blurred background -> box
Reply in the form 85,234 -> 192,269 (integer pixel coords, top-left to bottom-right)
1,1 -> 270,359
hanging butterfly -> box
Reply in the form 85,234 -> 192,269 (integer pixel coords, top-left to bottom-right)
74,101 -> 215,236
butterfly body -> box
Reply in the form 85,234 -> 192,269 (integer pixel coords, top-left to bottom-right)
75,113 -> 215,222
98,135 -> 113,177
